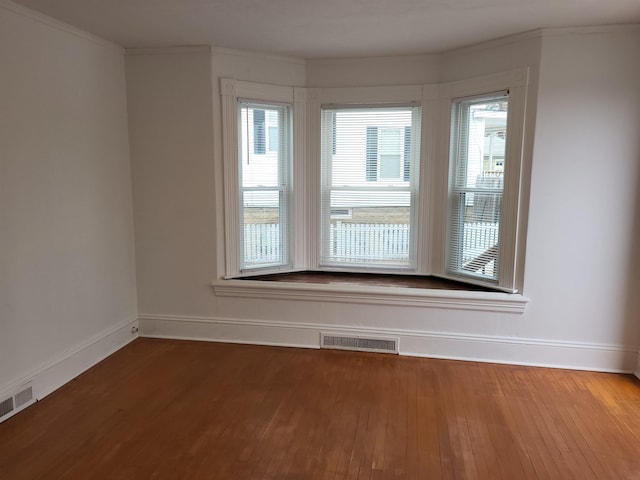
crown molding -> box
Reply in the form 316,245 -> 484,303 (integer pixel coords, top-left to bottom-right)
307,52 -> 439,66
125,45 -> 211,56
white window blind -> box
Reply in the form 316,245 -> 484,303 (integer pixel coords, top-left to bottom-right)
238,101 -> 292,270
320,105 -> 421,269
447,93 -> 508,284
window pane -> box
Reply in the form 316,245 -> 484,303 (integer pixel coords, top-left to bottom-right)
241,190 -> 282,268
320,106 -> 420,269
447,94 -> 508,282
239,102 -> 291,270
379,154 -> 401,180
268,126 -> 278,152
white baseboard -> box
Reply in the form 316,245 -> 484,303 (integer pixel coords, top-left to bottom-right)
0,317 -> 139,418
139,314 -> 636,374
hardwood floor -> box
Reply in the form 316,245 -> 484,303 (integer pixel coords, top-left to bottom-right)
2,339 -> 640,479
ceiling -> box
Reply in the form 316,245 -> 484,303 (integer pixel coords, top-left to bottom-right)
12,0 -> 640,58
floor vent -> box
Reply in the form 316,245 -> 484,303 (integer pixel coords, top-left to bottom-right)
0,382 -> 35,423
320,333 -> 399,354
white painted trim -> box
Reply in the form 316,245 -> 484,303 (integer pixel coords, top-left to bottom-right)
293,88 -> 309,268
441,68 -> 529,99
319,85 -> 423,105
220,78 -> 241,276
305,89 -> 321,268
138,314 -> 636,373
432,68 -> 530,293
0,0 -> 123,53
213,278 -> 528,313
234,80 -> 295,103
220,78 -> 303,277
308,53 -> 438,66
126,45 -> 212,56
212,46 -> 306,66
0,317 -> 139,406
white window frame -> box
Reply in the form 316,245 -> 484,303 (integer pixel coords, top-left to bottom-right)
318,102 -> 422,271
220,79 -> 308,277
219,70 -> 529,293
315,86 -> 426,273
429,69 -> 529,292
237,100 -> 292,271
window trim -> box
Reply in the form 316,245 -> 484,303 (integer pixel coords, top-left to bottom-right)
428,69 -> 529,293
237,100 -> 293,271
213,277 -> 528,313
318,104 -> 421,270
221,79 -> 306,277
314,87 -> 426,275
220,69 -> 529,294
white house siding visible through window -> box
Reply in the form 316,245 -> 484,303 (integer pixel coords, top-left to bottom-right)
320,106 -> 421,269
446,93 -> 508,283
238,101 -> 292,270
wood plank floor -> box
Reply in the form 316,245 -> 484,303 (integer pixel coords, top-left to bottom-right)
2,339 -> 640,479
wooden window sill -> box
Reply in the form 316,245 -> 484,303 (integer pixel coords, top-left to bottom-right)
212,271 -> 527,314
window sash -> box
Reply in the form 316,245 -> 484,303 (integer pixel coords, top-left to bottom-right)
319,106 -> 421,269
446,93 -> 509,285
238,101 -> 292,271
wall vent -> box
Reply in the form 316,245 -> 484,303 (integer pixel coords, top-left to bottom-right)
0,397 -> 14,418
14,386 -> 33,408
320,332 -> 399,354
0,382 -> 35,423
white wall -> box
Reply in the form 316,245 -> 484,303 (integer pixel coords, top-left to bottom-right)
0,2 -> 138,401
306,53 -> 439,87
130,30 -> 640,373
524,28 -> 640,349
126,47 -> 217,317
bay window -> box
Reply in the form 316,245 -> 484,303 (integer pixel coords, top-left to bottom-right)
220,69 -> 528,294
